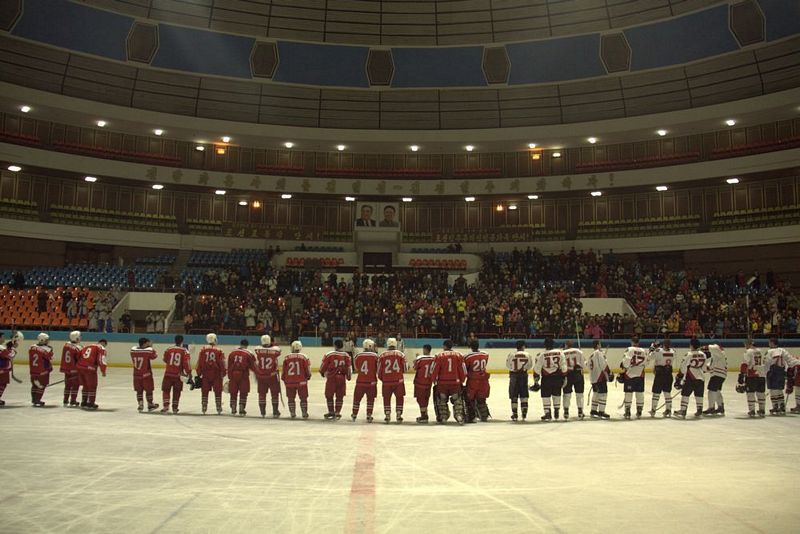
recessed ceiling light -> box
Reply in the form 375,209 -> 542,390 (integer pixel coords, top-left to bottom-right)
527,194 -> 539,200
465,145 -> 474,152
281,194 -> 292,199
465,196 -> 476,202
215,190 -> 226,195
238,200 -> 248,206
215,147 -> 226,155
96,120 -> 106,128
84,176 -> 98,183
252,200 -> 262,208
552,152 -> 562,158
284,142 -> 294,149
195,145 -> 205,151
726,177 -> 740,184
7,165 -> 21,172
587,137 -> 597,144
410,145 -> 419,152
528,143 -> 537,149
496,204 -> 504,212
152,184 -> 164,190
402,197 -> 413,202
345,196 -> 356,201
154,129 -> 164,136
336,145 -> 346,151
221,136 -> 231,143
656,129 -> 667,136
725,119 -> 736,126
508,204 -> 518,210
590,191 -> 602,197
656,185 -> 668,192
20,105 -> 30,113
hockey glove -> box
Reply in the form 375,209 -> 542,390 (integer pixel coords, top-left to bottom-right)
529,382 -> 541,392
737,373 -> 746,385
674,373 -> 683,390
786,384 -> 794,395
607,372 -> 614,383
735,384 -> 746,394
616,374 -> 625,384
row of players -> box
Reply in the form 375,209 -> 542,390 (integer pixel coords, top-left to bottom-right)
1,331 -> 798,422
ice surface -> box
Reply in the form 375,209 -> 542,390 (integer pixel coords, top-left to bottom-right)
1,370 -> 798,534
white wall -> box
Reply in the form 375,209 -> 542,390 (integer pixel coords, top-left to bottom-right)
580,298 -> 636,317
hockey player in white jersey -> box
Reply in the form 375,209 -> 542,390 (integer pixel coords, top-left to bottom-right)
674,338 -> 708,419
787,356 -> 800,414
703,343 -> 727,416
532,337 -> 567,421
618,335 -> 648,419
506,340 -> 532,421
649,338 -> 675,417
587,339 -> 613,419
764,336 -> 792,415
739,338 -> 767,417
561,340 -> 585,419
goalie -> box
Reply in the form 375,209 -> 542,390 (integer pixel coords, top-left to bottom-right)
431,340 -> 467,425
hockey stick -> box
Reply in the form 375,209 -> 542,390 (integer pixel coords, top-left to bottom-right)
10,369 -> 22,383
46,378 -> 66,388
655,390 -> 682,412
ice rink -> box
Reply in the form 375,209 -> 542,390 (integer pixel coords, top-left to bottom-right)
1,370 -> 798,534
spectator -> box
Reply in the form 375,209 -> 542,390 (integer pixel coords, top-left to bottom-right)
146,312 -> 155,333
120,310 -> 132,333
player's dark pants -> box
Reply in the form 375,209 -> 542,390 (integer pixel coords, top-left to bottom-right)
414,383 -> 431,408
540,375 -> 562,398
78,368 -> 98,406
624,376 -> 645,393
0,370 -> 9,402
382,382 -> 405,416
228,371 -> 250,413
133,373 -> 154,405
162,374 -> 183,409
63,370 -> 80,404
592,382 -> 608,394
681,378 -> 704,398
651,367 -> 672,393
285,384 -> 309,416
256,374 -> 280,415
353,382 -> 377,417
508,372 -> 529,418
466,379 -> 490,421
562,370 -> 584,394
325,375 -> 347,415
746,376 -> 766,393
707,376 -> 724,391
30,372 -> 50,404
200,374 -> 223,412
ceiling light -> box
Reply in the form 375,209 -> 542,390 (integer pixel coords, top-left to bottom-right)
465,145 -> 474,152
531,153 -> 541,160
345,196 -> 356,202
281,194 -> 292,199
725,119 -> 736,126
528,143 -> 537,149
7,165 -> 21,172
656,129 -> 667,136
726,177 -> 740,184
252,200 -> 262,208
587,137 -> 597,144
215,190 -> 226,195
552,152 -> 561,158
216,147 -> 226,155
154,129 -> 163,136
410,145 -> 419,152
402,197 -> 413,202
496,204 -> 504,212
238,200 -> 248,206
590,191 -> 602,197
96,120 -> 106,128
656,185 -> 668,192
221,136 -> 231,143
152,184 -> 164,190
195,145 -> 205,151
20,105 -> 30,113
336,145 -> 346,151
84,176 -> 98,183
508,204 -> 518,211
527,194 -> 539,200
284,142 -> 294,149
465,196 -> 476,202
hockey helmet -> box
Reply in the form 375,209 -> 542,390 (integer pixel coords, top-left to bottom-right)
37,332 -> 49,344
206,333 -> 218,345
291,340 -> 303,352
386,337 -> 397,349
11,331 -> 23,345
261,334 -> 272,346
363,338 -> 375,350
69,330 -> 81,343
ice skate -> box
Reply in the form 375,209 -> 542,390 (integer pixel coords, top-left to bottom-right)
541,410 -> 552,421
636,407 -> 643,419
577,409 -> 584,420
599,412 -> 611,419
590,410 -> 599,418
663,409 -> 672,418
674,409 -> 686,419
147,403 -> 159,412
137,401 -> 143,412
563,408 -> 569,420
416,415 -> 429,423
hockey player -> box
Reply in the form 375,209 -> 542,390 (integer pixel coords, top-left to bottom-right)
0,332 -> 22,406
254,335 -> 282,418
704,343 -> 727,416
764,336 -> 792,415
412,344 -> 435,423
130,337 -> 159,412
162,335 -> 191,414
533,337 -> 566,421
673,338 -> 708,419
587,339 -> 612,419
227,340 -> 256,416
431,340 -> 467,424
196,333 -> 226,415
352,339 -> 379,422
282,340 -> 311,419
506,340 -> 532,421
561,340 -> 585,420
618,335 -> 648,419
464,339 -> 490,423
787,357 -> 800,414
739,339 -> 767,417
76,339 -> 107,410
377,338 -> 407,423
649,338 -> 675,417
29,333 -> 54,407
60,330 -> 82,407
320,339 -> 352,420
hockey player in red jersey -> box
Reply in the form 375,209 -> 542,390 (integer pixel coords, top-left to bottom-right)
320,339 -> 352,420
432,339 -> 467,425
0,332 -> 22,406
377,338 -> 407,423
282,340 -> 311,419
412,344 -> 435,423
76,339 -> 108,410
254,335 -> 282,418
464,339 -> 490,423
352,339 -> 379,422
60,330 -> 83,407
227,339 -> 256,416
29,333 -> 54,407
196,333 -> 226,415
130,337 -> 159,412
162,335 -> 191,414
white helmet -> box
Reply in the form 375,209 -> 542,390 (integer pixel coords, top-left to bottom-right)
69,330 -> 81,343
37,332 -> 49,344
206,333 -> 218,345
363,339 -> 375,350
290,340 -> 302,352
386,337 -> 397,349
260,335 -> 272,346
12,331 -> 23,345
